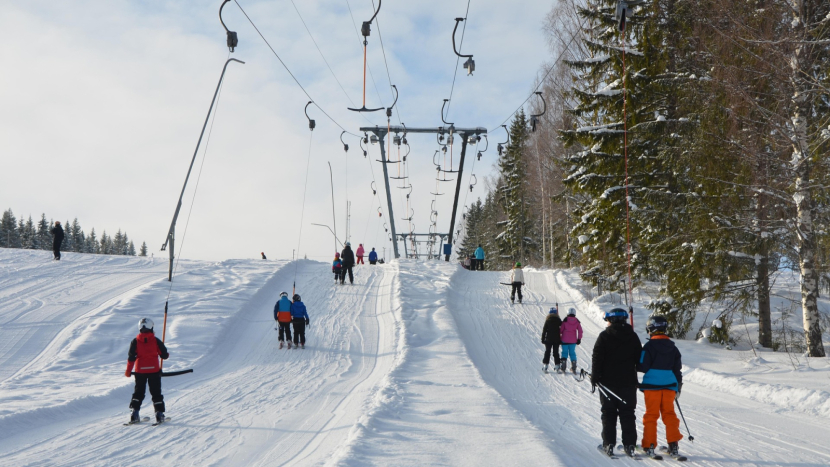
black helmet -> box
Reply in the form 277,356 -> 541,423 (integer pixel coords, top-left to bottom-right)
293,294 -> 301,302
646,315 -> 669,334
280,291 -> 288,297
604,308 -> 628,324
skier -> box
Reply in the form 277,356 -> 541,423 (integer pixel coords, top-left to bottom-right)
638,315 -> 684,458
591,308 -> 642,458
290,294 -> 310,348
261,252 -> 267,260
50,220 -> 64,260
340,242 -> 356,284
125,318 -> 169,424
332,253 -> 343,283
510,262 -> 524,304
274,291 -> 293,348
560,307 -> 583,373
474,244 -> 485,270
541,306 -> 562,373
368,248 -> 378,265
356,243 -> 365,264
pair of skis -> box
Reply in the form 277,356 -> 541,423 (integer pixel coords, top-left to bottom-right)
123,417 -> 170,427
596,444 -> 687,461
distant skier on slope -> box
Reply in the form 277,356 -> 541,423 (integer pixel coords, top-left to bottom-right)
591,308 -> 642,458
368,248 -> 378,265
474,244 -> 485,270
638,315 -> 684,459
125,318 -> 169,424
50,221 -> 64,260
332,253 -> 343,283
290,294 -> 310,349
560,308 -> 583,374
274,291 -> 293,349
261,252 -> 267,260
510,262 -> 524,304
356,243 -> 365,264
541,306 -> 562,373
340,242 -> 356,284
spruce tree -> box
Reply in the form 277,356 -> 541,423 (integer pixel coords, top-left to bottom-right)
139,241 -> 148,257
0,209 -> 17,248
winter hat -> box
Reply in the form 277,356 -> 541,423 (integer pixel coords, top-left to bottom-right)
549,307 -> 559,315
335,252 -> 340,258
515,262 -> 522,268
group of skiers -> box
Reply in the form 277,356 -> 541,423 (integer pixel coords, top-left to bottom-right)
541,306 -> 685,459
273,291 -> 310,349
332,242 -> 379,285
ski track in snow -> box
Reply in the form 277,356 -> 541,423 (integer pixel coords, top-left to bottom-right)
1,248 -> 829,466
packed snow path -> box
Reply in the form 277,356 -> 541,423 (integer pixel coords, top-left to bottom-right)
1,249 -> 829,466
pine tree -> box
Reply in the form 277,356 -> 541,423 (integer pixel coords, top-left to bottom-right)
71,218 -> 84,253
21,216 -> 36,249
0,209 -> 17,248
128,241 -> 136,256
36,214 -> 50,250
139,241 -> 148,257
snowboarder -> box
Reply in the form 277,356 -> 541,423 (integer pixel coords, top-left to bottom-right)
261,252 -> 267,260
332,253 -> 343,283
638,315 -> 684,458
474,244 -> 485,270
591,308 -> 642,458
274,291 -> 293,348
560,307 -> 583,373
368,248 -> 378,265
510,262 -> 524,304
356,243 -> 365,264
125,318 -> 169,424
340,242 -> 356,284
541,306 -> 562,373
290,294 -> 310,348
50,221 -> 64,260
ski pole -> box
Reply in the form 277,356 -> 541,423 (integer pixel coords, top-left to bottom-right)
597,383 -> 626,404
675,399 -> 695,441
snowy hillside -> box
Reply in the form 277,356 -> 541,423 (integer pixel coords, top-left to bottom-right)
1,248 -> 829,466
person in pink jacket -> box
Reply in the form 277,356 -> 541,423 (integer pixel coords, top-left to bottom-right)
559,307 -> 583,374
356,243 -> 365,264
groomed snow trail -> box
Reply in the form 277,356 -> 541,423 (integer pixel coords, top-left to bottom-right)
448,267 -> 830,467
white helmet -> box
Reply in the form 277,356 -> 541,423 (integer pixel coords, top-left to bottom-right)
138,317 -> 154,332
345,241 -> 351,247
568,308 -> 577,316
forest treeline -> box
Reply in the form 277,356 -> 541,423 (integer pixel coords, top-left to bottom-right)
0,208 -> 147,257
456,0 -> 829,356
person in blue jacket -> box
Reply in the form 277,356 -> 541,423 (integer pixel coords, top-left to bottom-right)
474,244 -> 485,270
290,294 -> 310,348
368,247 -> 379,265
638,315 -> 683,458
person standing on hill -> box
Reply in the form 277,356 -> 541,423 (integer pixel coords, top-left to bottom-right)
368,248 -> 378,265
474,244 -> 485,270
290,294 -> 310,349
50,221 -> 64,260
332,253 -> 343,284
125,318 -> 169,424
541,306 -> 562,373
510,262 -> 524,304
638,315 -> 684,459
356,243 -> 365,264
591,308 -> 643,458
560,308 -> 584,374
261,252 -> 267,260
340,242 -> 356,284
274,291 -> 293,348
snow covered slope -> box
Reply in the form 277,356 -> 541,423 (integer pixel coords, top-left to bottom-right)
1,248 -> 829,466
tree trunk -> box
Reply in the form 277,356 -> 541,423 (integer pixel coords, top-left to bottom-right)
756,252 -> 772,348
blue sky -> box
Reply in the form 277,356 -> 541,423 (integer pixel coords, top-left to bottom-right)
1,0 -> 556,261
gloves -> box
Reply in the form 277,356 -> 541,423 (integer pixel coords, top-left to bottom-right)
577,338 -> 581,345
305,318 -> 310,326
125,362 -> 133,377
676,383 -> 682,400
541,339 -> 546,345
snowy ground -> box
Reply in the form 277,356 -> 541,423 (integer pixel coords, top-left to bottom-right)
1,248 -> 829,466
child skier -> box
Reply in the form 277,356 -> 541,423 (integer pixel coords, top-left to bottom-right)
368,248 -> 378,265
510,262 -> 524,304
559,308 -> 583,373
125,318 -> 169,424
332,253 -> 343,283
540,306 -> 562,373
591,308 -> 642,458
290,294 -> 310,348
274,291 -> 293,349
638,315 -> 684,458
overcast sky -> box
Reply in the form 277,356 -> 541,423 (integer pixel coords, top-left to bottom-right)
1,0 -> 555,262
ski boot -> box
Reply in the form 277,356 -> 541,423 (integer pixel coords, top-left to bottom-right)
279,341 -> 284,349
601,444 -> 615,458
518,298 -> 522,304
543,364 -> 549,373
287,341 -> 292,349
155,412 -> 165,424
623,445 -> 637,458
301,343 -> 305,349
571,361 -> 577,374
130,409 -> 140,423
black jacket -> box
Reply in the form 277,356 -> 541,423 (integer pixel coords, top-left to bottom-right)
340,246 -> 356,267
541,314 -> 563,345
51,225 -> 65,242
591,322 -> 642,388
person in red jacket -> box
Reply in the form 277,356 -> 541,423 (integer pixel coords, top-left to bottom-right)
125,317 -> 169,424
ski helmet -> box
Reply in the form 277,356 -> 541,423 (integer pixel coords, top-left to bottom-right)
138,317 -> 154,332
345,241 -> 351,247
646,315 -> 669,335
280,291 -> 288,297
604,308 -> 628,324
293,294 -> 301,302
549,307 -> 559,314
567,308 -> 577,316
515,262 -> 522,268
